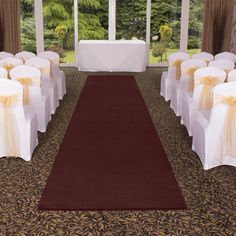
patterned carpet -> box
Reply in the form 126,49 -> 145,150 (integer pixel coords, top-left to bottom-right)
0,68 -> 235,235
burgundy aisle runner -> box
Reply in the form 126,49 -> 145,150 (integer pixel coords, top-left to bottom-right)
39,75 -> 186,210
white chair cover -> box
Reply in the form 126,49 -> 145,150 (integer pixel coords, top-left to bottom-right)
0,57 -> 23,73
192,82 -> 236,169
192,52 -> 214,63
215,52 -> 236,63
181,66 -> 226,136
0,67 -> 8,78
0,51 -> 14,59
0,79 -> 38,161
15,51 -> 36,63
227,69 -> 236,82
10,65 -> 51,132
38,51 -> 66,100
179,59 -> 207,123
160,52 -> 190,102
25,57 -> 59,114
209,59 -> 235,75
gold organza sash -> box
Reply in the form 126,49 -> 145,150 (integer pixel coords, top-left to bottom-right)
196,76 -> 221,110
3,63 -> 14,71
0,95 -> 20,157
186,66 -> 200,92
17,77 -> 40,105
214,95 -> 236,158
172,59 -> 183,80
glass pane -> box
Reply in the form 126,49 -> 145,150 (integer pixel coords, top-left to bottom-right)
187,0 -> 204,56
78,0 -> 108,40
150,0 -> 181,65
116,0 -> 146,40
43,0 -> 75,64
20,0 -> 36,53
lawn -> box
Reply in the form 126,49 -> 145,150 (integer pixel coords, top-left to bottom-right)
63,48 -> 201,65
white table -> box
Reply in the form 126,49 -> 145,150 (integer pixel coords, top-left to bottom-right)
77,40 -> 147,72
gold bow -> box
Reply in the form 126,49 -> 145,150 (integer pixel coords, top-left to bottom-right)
172,59 -> 183,80
17,77 -> 33,105
215,95 -> 236,159
186,66 -> 199,92
3,63 -> 14,71
0,95 -> 20,157
197,76 -> 221,110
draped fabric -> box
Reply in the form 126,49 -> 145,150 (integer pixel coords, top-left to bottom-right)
0,0 -> 20,54
214,95 -> 236,160
0,12 -> 3,51
230,0 -> 236,53
202,0 -> 233,54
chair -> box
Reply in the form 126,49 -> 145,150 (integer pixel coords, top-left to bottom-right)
0,79 -> 38,161
179,59 -> 207,120
209,59 -> 235,75
0,67 -> 8,78
215,52 -> 236,63
38,51 -> 66,100
0,57 -> 23,75
192,82 -> 236,170
25,57 -> 59,114
192,52 -> 214,64
10,65 -> 51,133
15,51 -> 36,63
181,67 -> 226,136
227,69 -> 236,82
0,51 -> 14,59
160,52 -> 190,102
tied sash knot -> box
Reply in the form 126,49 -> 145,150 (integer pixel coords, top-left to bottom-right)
187,66 -> 200,92
3,63 -> 14,71
17,77 -> 33,105
197,76 -> 221,110
172,59 -> 183,81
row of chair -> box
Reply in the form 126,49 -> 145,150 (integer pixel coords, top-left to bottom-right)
0,51 -> 66,161
161,51 -> 236,170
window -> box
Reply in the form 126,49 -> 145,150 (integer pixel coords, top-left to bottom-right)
150,0 -> 181,65
43,0 -> 75,64
20,0 -> 36,52
116,0 -> 146,40
187,0 -> 204,56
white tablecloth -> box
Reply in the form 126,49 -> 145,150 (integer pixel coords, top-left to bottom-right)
77,40 -> 147,72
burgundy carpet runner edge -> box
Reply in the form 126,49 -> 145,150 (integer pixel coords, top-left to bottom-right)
38,75 -> 187,211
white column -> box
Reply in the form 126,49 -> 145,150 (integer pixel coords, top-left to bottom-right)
109,0 -> 116,40
146,0 -> 151,65
180,0 -> 190,52
34,0 -> 44,54
74,0 -> 79,65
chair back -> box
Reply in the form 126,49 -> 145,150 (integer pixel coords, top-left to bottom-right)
193,66 -> 226,110
0,67 -> 8,78
15,51 -> 36,62
210,82 -> 236,159
38,51 -> 60,65
0,51 -> 14,59
181,59 -> 207,92
168,52 -> 190,81
9,65 -> 41,105
227,69 -> 236,82
192,52 -> 214,63
25,57 -> 51,75
215,52 -> 236,63
209,59 -> 235,74
0,57 -> 23,71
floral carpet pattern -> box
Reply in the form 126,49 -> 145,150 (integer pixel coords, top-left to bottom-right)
0,68 -> 235,235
